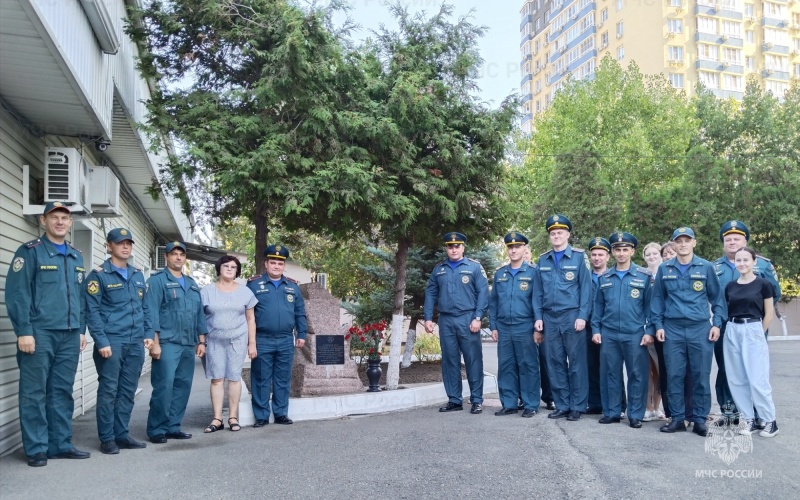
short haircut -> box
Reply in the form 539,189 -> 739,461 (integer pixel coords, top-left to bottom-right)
215,255 -> 242,278
736,246 -> 757,261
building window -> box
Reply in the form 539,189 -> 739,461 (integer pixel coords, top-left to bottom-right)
746,30 -> 754,43
745,56 -> 755,70
720,0 -> 742,11
721,21 -> 741,38
697,17 -> 717,34
744,3 -> 754,17
793,64 -> 800,78
601,8 -> 608,22
601,31 -> 609,47
765,54 -> 788,71
698,71 -> 720,89
616,0 -> 623,11
668,46 -> 684,60
723,48 -> 742,64
671,0 -> 683,6
669,73 -> 684,88
765,81 -> 788,98
723,74 -> 743,91
616,21 -> 624,38
764,28 -> 789,46
698,44 -> 720,61
763,2 -> 787,19
617,45 -> 624,60
668,19 -> 683,34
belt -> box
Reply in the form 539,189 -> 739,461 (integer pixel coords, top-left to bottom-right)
730,317 -> 760,324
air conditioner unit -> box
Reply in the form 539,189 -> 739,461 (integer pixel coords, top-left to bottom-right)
748,16 -> 756,23
154,246 -> 167,270
763,69 -> 773,76
721,34 -> 728,41
721,61 -> 729,68
88,166 -> 121,216
598,21 -> 604,28
667,32 -> 676,38
676,7 -> 684,14
763,42 -> 774,50
571,14 -> 578,20
44,147 -> 90,208
616,33 -> 623,39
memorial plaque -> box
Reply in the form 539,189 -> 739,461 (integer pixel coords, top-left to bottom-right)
315,335 -> 345,365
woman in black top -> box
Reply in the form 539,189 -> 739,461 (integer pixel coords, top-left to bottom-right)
723,247 -> 778,438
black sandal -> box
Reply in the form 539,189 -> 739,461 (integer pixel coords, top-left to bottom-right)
228,417 -> 241,432
204,418 -> 224,433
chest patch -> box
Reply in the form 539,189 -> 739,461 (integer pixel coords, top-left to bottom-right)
287,294 -> 294,302
462,275 -> 470,284
520,281 -> 529,291
693,281 -> 704,292
630,288 -> 640,298
565,271 -> 575,281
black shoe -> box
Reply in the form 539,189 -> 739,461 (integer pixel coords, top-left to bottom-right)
166,431 -> 192,440
760,420 -> 779,438
566,411 -> 581,421
715,415 -> 740,427
274,416 -> 293,425
521,409 -> 538,418
544,401 -> 557,411
149,435 -> 167,444
100,441 -> 119,455
548,409 -> 570,419
517,401 -> 525,410
693,422 -> 709,437
253,419 -> 269,428
115,436 -> 146,449
755,419 -> 767,430
599,416 -> 621,424
27,452 -> 47,467
470,403 -> 483,414
494,408 -> 518,416
439,402 -> 463,412
49,447 -> 91,459
586,407 -> 603,415
629,419 -> 643,428
660,420 -> 687,433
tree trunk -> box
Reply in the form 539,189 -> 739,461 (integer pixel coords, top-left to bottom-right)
386,237 -> 409,390
254,200 -> 269,274
402,317 -> 419,368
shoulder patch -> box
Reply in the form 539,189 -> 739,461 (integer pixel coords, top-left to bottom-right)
756,254 -> 771,262
94,265 -> 104,272
24,239 -> 43,248
151,269 -> 163,276
636,266 -> 652,276
247,274 -> 263,282
285,276 -> 298,284
539,250 -> 549,257
68,243 -> 81,253
468,258 -> 482,264
572,248 -> 585,253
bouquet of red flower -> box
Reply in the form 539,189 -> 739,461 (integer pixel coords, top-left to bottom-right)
346,320 -> 388,361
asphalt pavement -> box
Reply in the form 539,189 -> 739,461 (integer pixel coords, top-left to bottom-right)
1,341 -> 798,499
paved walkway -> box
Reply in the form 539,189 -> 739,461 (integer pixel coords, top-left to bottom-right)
1,342 -> 797,499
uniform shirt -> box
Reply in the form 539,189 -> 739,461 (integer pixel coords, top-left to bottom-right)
85,259 -> 146,348
246,274 -> 307,339
488,261 -> 537,329
6,235 -> 86,335
424,258 -> 489,320
714,255 -> 781,302
533,245 -> 592,321
591,265 -> 654,336
143,270 -> 207,346
650,255 -> 726,330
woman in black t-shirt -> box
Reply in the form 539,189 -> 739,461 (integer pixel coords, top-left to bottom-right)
723,247 -> 778,438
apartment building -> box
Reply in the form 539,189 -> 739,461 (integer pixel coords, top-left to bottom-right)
519,0 -> 800,132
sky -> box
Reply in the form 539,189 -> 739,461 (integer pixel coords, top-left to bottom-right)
336,0 -> 522,107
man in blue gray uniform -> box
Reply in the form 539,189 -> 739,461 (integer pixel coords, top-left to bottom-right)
713,220 -> 781,423
144,241 -> 207,443
247,244 -> 307,427
533,215 -> 592,421
591,232 -> 653,428
6,202 -> 90,466
85,228 -> 149,454
490,232 -> 540,418
586,237 -> 611,415
651,227 -> 725,437
425,232 -> 489,414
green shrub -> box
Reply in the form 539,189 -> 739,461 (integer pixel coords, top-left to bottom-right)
414,333 -> 441,363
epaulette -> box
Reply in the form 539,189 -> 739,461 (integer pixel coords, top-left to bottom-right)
636,266 -> 652,276
151,269 -> 163,275
468,258 -> 483,265
285,276 -> 298,284
572,247 -> 585,253
24,239 -> 43,248
539,250 -> 550,257
94,265 -> 104,272
494,263 -> 508,272
247,274 -> 262,282
756,254 -> 771,263
68,243 -> 82,252
135,267 -> 143,273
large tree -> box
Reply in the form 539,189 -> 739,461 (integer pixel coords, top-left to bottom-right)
129,1 -> 518,389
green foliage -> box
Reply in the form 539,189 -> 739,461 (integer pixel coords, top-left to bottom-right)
778,277 -> 800,302
512,61 -> 800,283
413,333 -> 441,363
